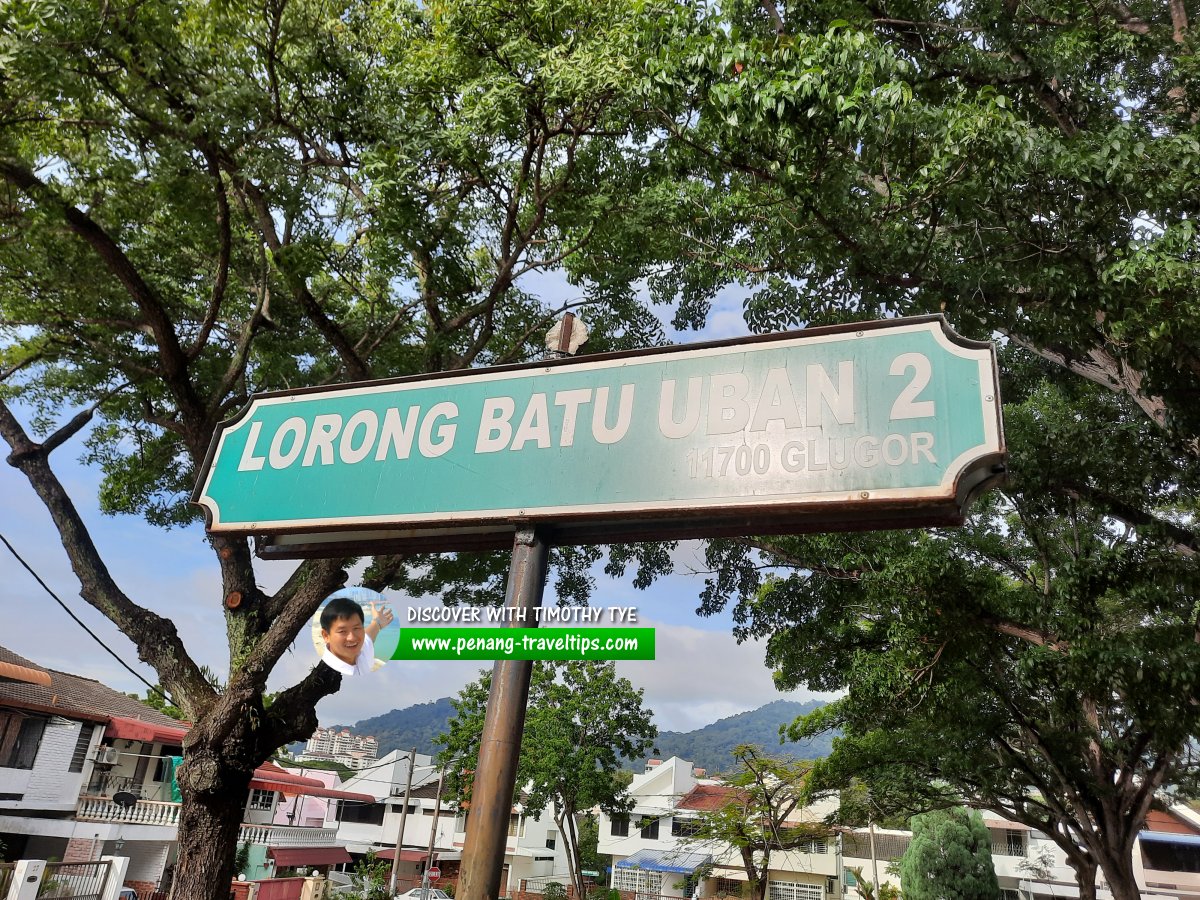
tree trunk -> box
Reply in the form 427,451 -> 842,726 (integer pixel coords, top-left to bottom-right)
557,808 -> 585,900
1063,846 -> 1098,900
170,764 -> 253,900
1094,844 -> 1141,900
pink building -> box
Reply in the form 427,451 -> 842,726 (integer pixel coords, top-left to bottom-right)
272,768 -> 340,828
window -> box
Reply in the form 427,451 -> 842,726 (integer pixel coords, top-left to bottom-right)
797,840 -> 828,855
68,723 -> 96,773
339,801 -> 385,826
715,879 -> 743,897
1005,830 -> 1026,856
613,867 -> 662,900
672,818 -> 702,838
768,881 -> 823,900
0,712 -> 46,770
610,815 -> 629,837
843,870 -> 857,888
508,814 -> 522,837
153,747 -> 183,783
1001,891 -> 1021,900
546,836 -> 556,850
248,789 -> 275,811
640,817 -> 659,840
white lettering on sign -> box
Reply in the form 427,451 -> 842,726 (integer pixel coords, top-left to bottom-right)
889,353 -> 936,419
419,402 -> 458,457
592,384 -> 635,444
685,432 -> 937,479
554,388 -> 592,447
475,385 -> 636,452
376,406 -> 421,460
238,421 -> 267,471
238,405 -> 460,471
233,355 -> 936,473
476,397 -> 516,453
269,417 -> 306,469
659,377 -> 702,439
658,363 -> 856,440
341,410 -> 379,464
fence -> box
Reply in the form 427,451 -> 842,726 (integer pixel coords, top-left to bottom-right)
520,876 -> 599,896
515,879 -> 600,900
38,859 -> 112,899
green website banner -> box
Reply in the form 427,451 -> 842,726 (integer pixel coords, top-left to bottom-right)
393,627 -> 656,661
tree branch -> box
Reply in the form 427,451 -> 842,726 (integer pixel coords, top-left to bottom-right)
0,158 -> 207,450
0,398 -> 218,718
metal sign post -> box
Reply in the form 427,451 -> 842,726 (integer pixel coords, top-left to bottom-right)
457,527 -> 550,900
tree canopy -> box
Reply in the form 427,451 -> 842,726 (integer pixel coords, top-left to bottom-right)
4,1 -> 1199,899
0,0 -> 685,895
899,808 -> 1000,900
651,0 -> 1200,453
678,745 -> 831,900
708,353 -> 1200,900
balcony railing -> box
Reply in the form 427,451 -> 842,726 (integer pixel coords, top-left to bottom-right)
76,797 -> 337,847
77,796 -> 182,826
237,824 -> 339,847
991,842 -> 1027,857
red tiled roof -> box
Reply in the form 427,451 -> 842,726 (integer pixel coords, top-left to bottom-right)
0,646 -> 184,729
106,715 -> 188,745
250,763 -> 373,802
678,785 -> 744,812
0,660 -> 51,686
1145,810 -> 1200,836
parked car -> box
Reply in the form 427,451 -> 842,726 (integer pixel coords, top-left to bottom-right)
395,889 -> 451,900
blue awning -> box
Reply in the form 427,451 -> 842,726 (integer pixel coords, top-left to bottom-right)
1140,831 -> 1200,847
616,850 -> 712,874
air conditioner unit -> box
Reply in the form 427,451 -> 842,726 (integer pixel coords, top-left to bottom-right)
94,746 -> 120,765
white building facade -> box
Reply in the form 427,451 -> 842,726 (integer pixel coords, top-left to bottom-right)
598,757 -> 841,900
329,749 -> 573,896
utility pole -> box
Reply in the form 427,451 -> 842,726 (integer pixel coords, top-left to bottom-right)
419,763 -> 449,900
868,821 -> 880,898
388,748 -> 418,897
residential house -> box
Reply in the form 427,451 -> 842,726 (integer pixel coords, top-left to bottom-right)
273,767 -> 340,830
0,645 -> 372,897
840,805 -> 1200,900
597,757 -> 841,900
328,748 -> 571,896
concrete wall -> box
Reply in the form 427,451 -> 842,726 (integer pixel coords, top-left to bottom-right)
0,717 -> 97,813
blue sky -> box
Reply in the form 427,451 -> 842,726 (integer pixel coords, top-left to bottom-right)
0,283 -> 834,734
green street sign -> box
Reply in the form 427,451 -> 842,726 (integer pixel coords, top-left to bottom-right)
192,316 -> 1004,556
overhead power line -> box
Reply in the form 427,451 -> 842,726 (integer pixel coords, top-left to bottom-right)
0,531 -> 175,706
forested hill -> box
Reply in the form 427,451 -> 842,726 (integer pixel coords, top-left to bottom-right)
651,699 -> 834,774
331,697 -> 457,757
323,697 -> 832,770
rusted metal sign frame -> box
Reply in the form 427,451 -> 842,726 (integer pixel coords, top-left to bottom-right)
189,315 -> 1005,560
